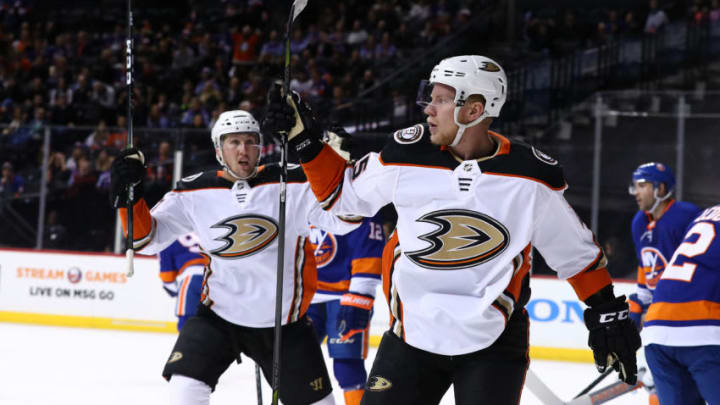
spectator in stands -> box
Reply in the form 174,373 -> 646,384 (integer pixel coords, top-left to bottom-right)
232,25 -> 259,64
290,27 -> 310,54
290,69 -> 313,99
346,20 -> 369,47
625,10 -> 643,35
90,80 -> 116,120
359,36 -> 377,61
393,22 -> 414,50
95,149 -> 114,193
66,142 -> 87,174
2,106 -> 28,145
374,32 -> 397,63
85,121 -> 110,151
258,29 -> 283,64
147,104 -> 170,129
359,69 -> 376,93
419,20 -> 438,47
49,94 -> 75,125
46,152 -> 71,192
645,0 -> 669,33
180,98 -> 209,127
0,161 -> 25,198
711,0 -> 720,24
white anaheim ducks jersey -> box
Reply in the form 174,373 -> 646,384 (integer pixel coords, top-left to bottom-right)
301,124 -> 609,355
134,165 -> 360,328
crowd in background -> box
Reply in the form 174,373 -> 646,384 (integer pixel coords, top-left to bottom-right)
0,0 -> 716,252
0,0 -> 482,251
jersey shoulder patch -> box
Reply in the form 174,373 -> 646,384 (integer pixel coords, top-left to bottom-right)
393,124 -> 425,144
250,163 -> 307,187
480,139 -> 567,190
175,171 -> 232,191
381,123 -> 454,169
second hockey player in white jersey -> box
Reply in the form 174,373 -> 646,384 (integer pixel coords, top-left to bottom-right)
110,110 -> 360,405
265,55 -> 642,404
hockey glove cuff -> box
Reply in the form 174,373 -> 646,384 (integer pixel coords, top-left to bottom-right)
627,293 -> 647,331
584,294 -> 642,385
110,148 -> 146,208
337,292 -> 374,342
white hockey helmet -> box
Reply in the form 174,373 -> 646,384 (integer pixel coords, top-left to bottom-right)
420,55 -> 507,146
211,110 -> 262,175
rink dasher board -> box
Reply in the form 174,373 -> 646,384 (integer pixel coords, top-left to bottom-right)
0,248 -> 634,362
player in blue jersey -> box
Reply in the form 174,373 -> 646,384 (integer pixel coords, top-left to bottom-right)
159,232 -> 208,331
627,162 -> 701,404
643,204 -> 720,405
307,214 -> 385,405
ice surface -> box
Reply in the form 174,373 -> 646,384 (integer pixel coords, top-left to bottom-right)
0,323 -> 648,404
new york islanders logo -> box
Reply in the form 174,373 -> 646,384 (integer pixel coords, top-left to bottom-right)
308,226 -> 337,268
406,209 -> 510,270
640,247 -> 668,290
210,214 -> 278,258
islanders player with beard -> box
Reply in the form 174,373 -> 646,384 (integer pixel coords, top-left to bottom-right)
109,110 -> 361,405
627,162 -> 701,404
307,213 -> 384,405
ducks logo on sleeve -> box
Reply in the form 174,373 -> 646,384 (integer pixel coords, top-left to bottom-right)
406,209 -> 510,270
210,214 -> 278,258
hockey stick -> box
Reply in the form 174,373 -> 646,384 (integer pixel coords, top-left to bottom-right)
526,366 -> 645,405
524,369 -> 565,405
124,0 -> 135,277
271,2 -> 308,405
255,363 -> 263,405
567,368 -> 645,405
573,367 -> 613,399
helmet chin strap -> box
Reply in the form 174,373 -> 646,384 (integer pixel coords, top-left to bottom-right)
649,188 -> 673,214
449,107 -> 489,147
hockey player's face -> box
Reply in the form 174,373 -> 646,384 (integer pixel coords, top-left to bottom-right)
219,133 -> 261,178
424,84 -> 458,145
630,181 -> 655,211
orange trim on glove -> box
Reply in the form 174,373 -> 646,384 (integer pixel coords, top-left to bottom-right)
568,267 -> 612,302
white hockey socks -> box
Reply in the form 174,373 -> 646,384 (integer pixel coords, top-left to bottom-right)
168,374 -> 211,405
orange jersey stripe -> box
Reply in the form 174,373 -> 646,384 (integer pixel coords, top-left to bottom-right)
506,244 -> 532,301
159,271 -> 178,283
177,276 -> 190,316
382,231 -> 400,308
351,257 -> 382,276
118,199 -> 153,241
300,144 -> 347,203
637,266 -> 647,284
568,267 -> 612,302
299,238 -> 318,318
178,257 -> 209,275
317,280 -> 350,292
646,300 -> 720,322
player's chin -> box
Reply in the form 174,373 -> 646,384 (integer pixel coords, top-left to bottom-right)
429,131 -> 450,146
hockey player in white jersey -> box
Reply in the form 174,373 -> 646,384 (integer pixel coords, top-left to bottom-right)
264,55 -> 641,404
109,110 -> 359,405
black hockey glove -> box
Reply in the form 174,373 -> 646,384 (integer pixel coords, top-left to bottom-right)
584,292 -> 642,385
262,81 -> 323,162
110,148 -> 146,208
